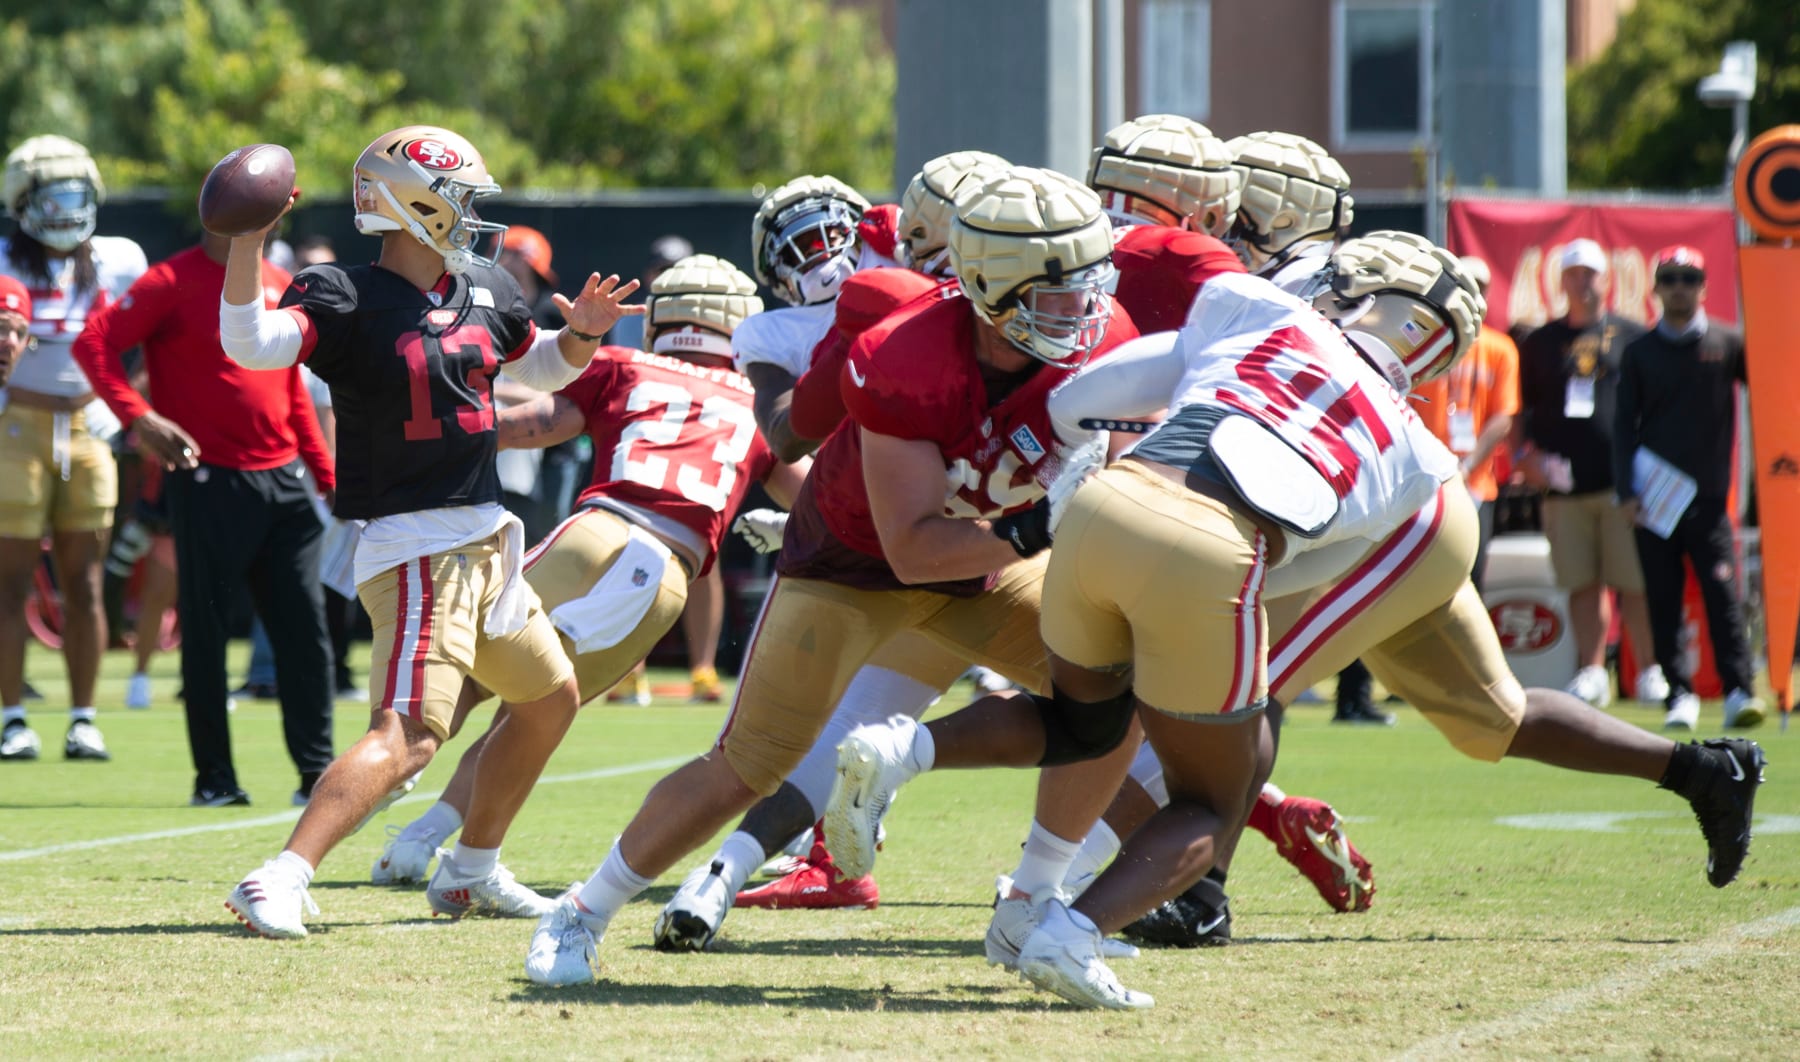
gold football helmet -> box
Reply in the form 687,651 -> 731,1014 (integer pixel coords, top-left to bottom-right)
897,150 -> 1008,276
644,253 -> 764,357
352,125 -> 505,274
3,134 -> 104,252
1088,114 -> 1239,236
1226,131 -> 1353,270
751,175 -> 870,306
1310,230 -> 1487,393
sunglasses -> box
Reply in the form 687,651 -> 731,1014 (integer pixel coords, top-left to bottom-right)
1656,270 -> 1704,288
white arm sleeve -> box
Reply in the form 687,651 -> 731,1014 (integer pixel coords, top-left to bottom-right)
498,329 -> 588,392
1047,329 -> 1187,443
219,296 -> 303,370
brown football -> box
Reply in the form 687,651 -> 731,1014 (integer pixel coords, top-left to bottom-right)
198,144 -> 296,237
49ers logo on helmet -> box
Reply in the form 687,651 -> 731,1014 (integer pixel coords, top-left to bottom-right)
406,139 -> 462,170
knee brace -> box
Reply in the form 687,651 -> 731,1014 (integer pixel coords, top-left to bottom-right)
1033,682 -> 1136,766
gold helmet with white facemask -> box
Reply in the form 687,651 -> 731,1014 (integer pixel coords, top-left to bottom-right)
352,125 -> 506,275
1226,131 -> 1353,270
950,166 -> 1117,371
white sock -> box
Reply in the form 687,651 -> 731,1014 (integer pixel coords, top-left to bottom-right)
69,706 -> 97,723
2,705 -> 23,725
714,831 -> 765,895
1259,781 -> 1287,807
1067,819 -> 1121,886
450,843 -> 499,879
402,801 -> 464,845
908,717 -> 936,774
275,849 -> 315,887
575,839 -> 652,923
1012,819 -> 1084,898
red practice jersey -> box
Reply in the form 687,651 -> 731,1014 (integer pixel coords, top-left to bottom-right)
779,292 -> 1139,594
561,347 -> 777,574
1110,224 -> 1245,334
788,267 -> 949,440
857,203 -> 902,264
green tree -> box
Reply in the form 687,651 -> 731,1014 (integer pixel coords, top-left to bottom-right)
1569,0 -> 1800,190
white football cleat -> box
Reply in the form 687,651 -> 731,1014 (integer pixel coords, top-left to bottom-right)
1664,691 -> 1701,731
126,672 -> 153,710
526,891 -> 605,986
1565,665 -> 1612,709
371,825 -> 442,885
224,861 -> 318,940
0,720 -> 41,761
426,859 -> 556,919
988,875 -> 1137,970
1635,665 -> 1670,705
1017,900 -> 1153,1010
652,861 -> 733,952
63,719 -> 109,761
824,715 -> 922,880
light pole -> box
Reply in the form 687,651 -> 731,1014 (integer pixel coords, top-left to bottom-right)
1698,41 -> 1757,193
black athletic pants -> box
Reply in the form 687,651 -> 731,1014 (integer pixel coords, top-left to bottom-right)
1633,494 -> 1753,698
167,461 -> 333,795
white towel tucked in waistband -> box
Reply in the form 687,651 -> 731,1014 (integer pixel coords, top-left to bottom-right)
484,513 -> 531,638
548,526 -> 673,654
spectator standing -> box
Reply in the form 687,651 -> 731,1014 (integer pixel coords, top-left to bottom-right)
73,230 -> 337,806
1515,238 -> 1661,709
1613,246 -> 1765,731
0,135 -> 146,763
1412,255 -> 1520,592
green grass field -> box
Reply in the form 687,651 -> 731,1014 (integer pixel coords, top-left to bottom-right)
2,642 -> 1795,1060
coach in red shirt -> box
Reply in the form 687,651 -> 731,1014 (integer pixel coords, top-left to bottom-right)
73,231 -> 335,807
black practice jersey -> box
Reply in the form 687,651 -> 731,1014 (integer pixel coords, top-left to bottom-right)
284,262 -> 537,519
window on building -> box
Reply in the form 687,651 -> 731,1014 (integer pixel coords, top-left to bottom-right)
1333,0 -> 1432,147
1138,0 -> 1211,121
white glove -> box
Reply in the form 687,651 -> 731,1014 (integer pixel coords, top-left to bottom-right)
1046,432 -> 1109,534
732,508 -> 789,554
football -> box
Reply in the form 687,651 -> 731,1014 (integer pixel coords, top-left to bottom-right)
198,143 -> 296,237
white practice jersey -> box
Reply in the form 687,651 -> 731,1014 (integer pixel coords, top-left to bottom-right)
729,242 -> 899,379
0,234 -> 148,396
1050,270 -> 1456,566
729,299 -> 835,379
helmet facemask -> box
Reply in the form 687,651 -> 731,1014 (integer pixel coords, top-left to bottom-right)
352,129 -> 507,275
1314,284 -> 1461,395
988,259 -> 1118,371
20,177 -> 98,253
761,197 -> 861,305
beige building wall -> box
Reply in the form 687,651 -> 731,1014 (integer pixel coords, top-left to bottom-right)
1568,0 -> 1635,66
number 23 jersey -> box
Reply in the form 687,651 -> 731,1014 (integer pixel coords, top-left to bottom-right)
561,348 -> 776,574
283,262 -> 535,520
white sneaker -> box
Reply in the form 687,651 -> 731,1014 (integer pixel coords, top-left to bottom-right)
988,875 -> 1137,969
126,672 -> 153,710
1016,899 -> 1153,1010
352,771 -> 421,835
526,891 -> 605,986
1635,665 -> 1670,705
1664,691 -> 1701,731
1724,688 -> 1767,730
0,720 -> 41,761
824,715 -> 922,880
64,720 -> 110,761
224,861 -> 319,939
1565,665 -> 1613,709
371,824 -> 442,885
652,861 -> 732,952
426,858 -> 556,919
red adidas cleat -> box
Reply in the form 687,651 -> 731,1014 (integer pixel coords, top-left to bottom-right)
734,837 -> 879,911
1251,794 -> 1375,912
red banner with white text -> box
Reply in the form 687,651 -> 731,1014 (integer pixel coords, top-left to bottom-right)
1445,197 -> 1740,330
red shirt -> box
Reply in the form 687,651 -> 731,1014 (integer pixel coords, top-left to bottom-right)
72,246 -> 333,489
1111,224 -> 1244,333
560,347 -> 776,575
778,292 -> 1139,593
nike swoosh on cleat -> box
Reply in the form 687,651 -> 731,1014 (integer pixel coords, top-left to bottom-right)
1725,752 -> 1745,782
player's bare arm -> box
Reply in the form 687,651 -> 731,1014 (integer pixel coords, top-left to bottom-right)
744,361 -> 815,464
496,394 -> 584,451
862,428 -> 1021,584
761,455 -> 811,509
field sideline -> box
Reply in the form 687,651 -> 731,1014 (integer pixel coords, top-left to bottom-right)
1,643 -> 1794,1059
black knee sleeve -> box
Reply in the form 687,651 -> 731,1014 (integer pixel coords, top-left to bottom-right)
1033,682 -> 1136,766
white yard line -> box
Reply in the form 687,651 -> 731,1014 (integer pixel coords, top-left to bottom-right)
0,754 -> 688,863
1392,905 -> 1800,1060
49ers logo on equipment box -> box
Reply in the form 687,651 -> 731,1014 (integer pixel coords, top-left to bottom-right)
1489,599 -> 1562,653
406,139 -> 463,170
